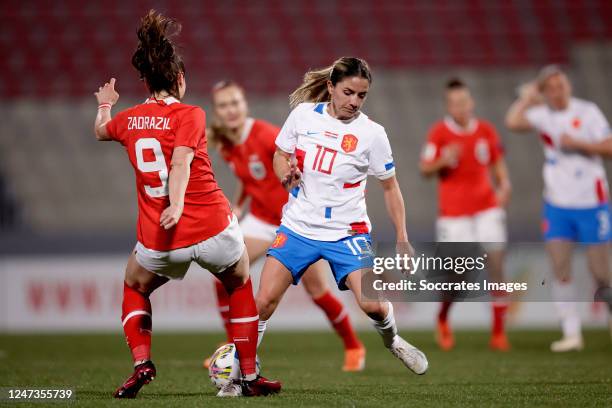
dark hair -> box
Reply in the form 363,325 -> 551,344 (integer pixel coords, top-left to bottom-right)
289,57 -> 372,108
446,77 -> 466,90
131,10 -> 185,99
208,80 -> 247,148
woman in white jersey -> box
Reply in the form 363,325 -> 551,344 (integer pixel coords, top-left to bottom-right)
506,65 -> 612,351
254,57 -> 428,375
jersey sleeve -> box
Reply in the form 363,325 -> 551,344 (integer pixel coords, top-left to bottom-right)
175,107 -> 206,149
486,123 -> 504,163
265,123 -> 281,156
275,106 -> 301,154
105,110 -> 128,145
420,125 -> 445,163
367,129 -> 396,180
524,105 -> 546,131
586,104 -> 612,142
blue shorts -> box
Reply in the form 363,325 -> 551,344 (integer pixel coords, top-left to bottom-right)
267,225 -> 374,290
542,202 -> 611,244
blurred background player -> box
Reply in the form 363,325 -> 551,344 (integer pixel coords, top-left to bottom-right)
420,78 -> 512,351
506,65 -> 612,351
93,10 -> 279,397
254,57 -> 428,376
205,80 -> 366,372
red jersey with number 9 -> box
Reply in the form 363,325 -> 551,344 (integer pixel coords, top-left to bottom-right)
105,97 -> 231,251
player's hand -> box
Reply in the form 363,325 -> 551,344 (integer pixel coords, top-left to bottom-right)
160,203 -> 184,230
94,78 -> 119,106
281,162 -> 302,191
560,133 -> 583,151
517,82 -> 543,105
440,143 -> 461,168
396,241 -> 416,275
232,206 -> 243,220
496,186 -> 511,207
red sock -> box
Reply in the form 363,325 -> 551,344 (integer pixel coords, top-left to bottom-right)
227,278 -> 258,379
121,282 -> 152,364
491,295 -> 508,336
214,279 -> 232,342
438,301 -> 452,322
313,291 -> 361,350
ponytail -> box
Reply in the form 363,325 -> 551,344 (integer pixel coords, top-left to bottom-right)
131,10 -> 185,99
289,57 -> 372,108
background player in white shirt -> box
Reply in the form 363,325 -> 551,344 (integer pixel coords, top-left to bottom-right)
255,57 -> 428,376
506,65 -> 612,351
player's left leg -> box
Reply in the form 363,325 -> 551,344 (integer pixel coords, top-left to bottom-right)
579,204 -> 612,341
475,207 -> 510,351
204,235 -> 272,368
344,271 -> 428,375
301,261 -> 365,371
321,235 -> 427,375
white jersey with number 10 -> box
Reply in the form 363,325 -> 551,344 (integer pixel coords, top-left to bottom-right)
275,102 -> 396,241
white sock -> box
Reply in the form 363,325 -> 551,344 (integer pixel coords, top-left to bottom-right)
370,302 -> 398,348
257,320 -> 267,348
552,281 -> 582,339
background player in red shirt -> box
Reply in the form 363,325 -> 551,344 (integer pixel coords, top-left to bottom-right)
206,81 -> 365,372
93,10 -> 279,398
420,78 -> 512,351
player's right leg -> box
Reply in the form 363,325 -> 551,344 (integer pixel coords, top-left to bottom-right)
547,239 -> 582,351
434,215 -> 475,350
114,251 -> 170,398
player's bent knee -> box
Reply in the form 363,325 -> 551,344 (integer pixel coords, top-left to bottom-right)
256,295 -> 279,321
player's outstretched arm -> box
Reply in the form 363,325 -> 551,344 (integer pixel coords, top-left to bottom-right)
379,175 -> 413,256
505,82 -> 540,132
93,78 -> 119,141
160,146 -> 194,230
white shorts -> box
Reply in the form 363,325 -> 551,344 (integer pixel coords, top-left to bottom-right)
134,215 -> 245,280
239,213 -> 278,242
436,207 -> 507,245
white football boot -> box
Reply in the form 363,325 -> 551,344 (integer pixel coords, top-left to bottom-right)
550,336 -> 584,352
216,380 -> 242,397
389,335 -> 428,375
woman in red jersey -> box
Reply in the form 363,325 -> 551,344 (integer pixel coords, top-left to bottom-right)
93,10 -> 279,398
205,81 -> 365,372
420,78 -> 512,352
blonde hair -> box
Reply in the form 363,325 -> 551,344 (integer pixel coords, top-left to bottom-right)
289,57 -> 372,109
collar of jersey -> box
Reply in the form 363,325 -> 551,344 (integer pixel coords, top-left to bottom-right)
237,118 -> 255,144
144,96 -> 180,105
444,116 -> 478,135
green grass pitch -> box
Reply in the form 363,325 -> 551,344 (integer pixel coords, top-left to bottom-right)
0,330 -> 610,407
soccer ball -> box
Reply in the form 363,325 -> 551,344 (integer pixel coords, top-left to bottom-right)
208,343 -> 260,389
